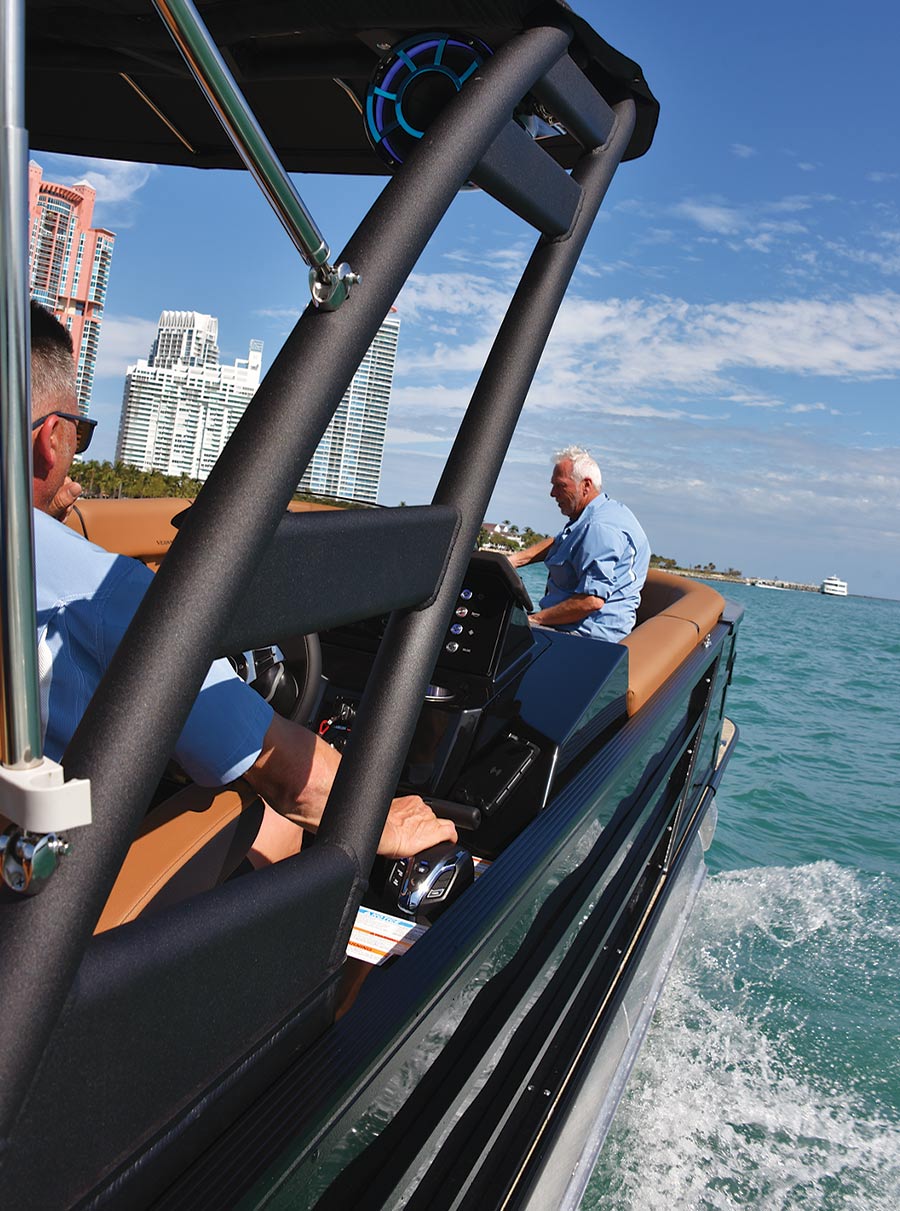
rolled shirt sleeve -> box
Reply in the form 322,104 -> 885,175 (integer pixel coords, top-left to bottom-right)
35,510 -> 273,786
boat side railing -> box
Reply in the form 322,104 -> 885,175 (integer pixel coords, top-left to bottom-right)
0,10 -> 639,1145
0,0 -> 41,768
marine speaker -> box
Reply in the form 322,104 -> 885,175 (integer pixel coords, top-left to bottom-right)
365,33 -> 493,168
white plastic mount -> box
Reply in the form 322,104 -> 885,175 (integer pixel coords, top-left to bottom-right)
0,757 -> 91,833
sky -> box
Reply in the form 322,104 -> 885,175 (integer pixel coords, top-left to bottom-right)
33,0 -> 900,598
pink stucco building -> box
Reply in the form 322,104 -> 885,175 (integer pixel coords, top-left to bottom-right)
28,162 -> 116,414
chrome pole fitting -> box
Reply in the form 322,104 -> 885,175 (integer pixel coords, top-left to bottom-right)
309,262 -> 362,310
0,826 -> 70,895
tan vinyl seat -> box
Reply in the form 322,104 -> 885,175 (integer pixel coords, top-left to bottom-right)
94,781 -> 264,934
621,570 -> 724,715
61,499 -> 273,932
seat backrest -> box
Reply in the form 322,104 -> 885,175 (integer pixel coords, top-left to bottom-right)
622,570 -> 725,715
66,497 -> 190,568
66,497 -> 341,568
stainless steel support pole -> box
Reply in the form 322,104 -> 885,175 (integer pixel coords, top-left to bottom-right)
0,0 -> 42,768
152,0 -> 356,309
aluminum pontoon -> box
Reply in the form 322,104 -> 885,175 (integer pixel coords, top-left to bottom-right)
0,3 -> 742,1206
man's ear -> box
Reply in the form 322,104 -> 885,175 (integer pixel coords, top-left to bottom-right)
32,413 -> 61,477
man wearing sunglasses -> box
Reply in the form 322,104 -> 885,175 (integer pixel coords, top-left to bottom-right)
28,301 -> 455,862
30,308 -> 97,522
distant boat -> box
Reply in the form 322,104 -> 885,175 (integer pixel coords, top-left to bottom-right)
822,574 -> 848,596
753,579 -> 787,590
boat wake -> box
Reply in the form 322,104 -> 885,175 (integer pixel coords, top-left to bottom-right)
585,861 -> 900,1210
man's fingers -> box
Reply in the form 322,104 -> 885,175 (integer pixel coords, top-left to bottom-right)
377,795 -> 459,859
48,476 -> 84,522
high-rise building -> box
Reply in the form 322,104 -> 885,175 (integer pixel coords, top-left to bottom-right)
28,162 -> 115,413
298,311 -> 399,504
116,311 -> 263,481
116,309 -> 399,502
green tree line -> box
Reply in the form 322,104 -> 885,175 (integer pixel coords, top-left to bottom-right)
75,459 -> 362,510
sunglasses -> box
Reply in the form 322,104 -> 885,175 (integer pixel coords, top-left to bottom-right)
32,411 -> 98,456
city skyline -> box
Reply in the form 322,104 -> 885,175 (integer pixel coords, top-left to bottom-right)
31,0 -> 900,599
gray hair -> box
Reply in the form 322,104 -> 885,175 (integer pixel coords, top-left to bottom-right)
554,445 -> 602,488
30,300 -> 76,417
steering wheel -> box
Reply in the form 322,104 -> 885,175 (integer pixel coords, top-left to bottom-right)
248,632 -> 322,726
284,631 -> 323,725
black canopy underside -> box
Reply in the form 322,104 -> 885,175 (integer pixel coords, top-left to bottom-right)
25,0 -> 658,172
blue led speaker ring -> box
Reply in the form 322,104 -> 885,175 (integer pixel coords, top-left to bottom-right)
365,33 -> 492,168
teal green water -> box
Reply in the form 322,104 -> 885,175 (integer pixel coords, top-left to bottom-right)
523,573 -> 900,1208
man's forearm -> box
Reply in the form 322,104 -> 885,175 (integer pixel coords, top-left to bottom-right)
244,713 -> 457,858
529,592 -> 605,628
508,535 -> 553,568
244,713 -> 338,832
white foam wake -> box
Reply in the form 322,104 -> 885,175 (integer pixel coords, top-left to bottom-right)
585,862 -> 900,1210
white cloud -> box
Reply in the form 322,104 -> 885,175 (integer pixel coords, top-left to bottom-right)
389,383 -> 477,412
826,231 -> 900,276
384,426 -> 451,445
674,200 -> 745,235
253,306 -> 302,321
393,277 -> 900,414
34,156 -> 155,213
94,314 -> 160,379
396,272 -> 509,322
731,144 -> 757,159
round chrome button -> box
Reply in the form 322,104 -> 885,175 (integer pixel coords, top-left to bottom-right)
450,623 -> 463,634
455,606 -> 468,617
445,641 -> 459,653
460,589 -> 473,600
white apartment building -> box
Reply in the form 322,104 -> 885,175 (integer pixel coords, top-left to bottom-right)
298,312 -> 399,504
117,309 -> 399,503
115,311 -> 262,481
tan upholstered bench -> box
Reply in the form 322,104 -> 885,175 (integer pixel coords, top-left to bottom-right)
620,570 -> 724,716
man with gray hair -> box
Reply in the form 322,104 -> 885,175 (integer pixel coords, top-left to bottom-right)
508,445 -> 649,641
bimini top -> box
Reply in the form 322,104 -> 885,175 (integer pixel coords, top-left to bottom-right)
25,0 -> 659,171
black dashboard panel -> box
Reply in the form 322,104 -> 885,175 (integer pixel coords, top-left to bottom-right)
315,552 -> 628,857
433,552 -> 533,679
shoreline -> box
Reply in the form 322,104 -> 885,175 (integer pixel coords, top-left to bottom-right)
670,569 -> 821,593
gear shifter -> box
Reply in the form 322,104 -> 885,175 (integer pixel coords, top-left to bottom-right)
385,841 -> 474,923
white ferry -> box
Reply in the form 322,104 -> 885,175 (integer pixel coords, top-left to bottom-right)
822,574 -> 849,596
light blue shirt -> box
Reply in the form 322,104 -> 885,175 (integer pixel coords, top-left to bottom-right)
34,508 -> 273,786
541,492 -> 650,641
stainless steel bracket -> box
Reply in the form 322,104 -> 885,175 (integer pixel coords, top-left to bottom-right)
0,758 -> 90,892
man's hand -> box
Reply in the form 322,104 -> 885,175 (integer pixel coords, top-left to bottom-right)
246,714 -> 458,859
47,474 -> 82,522
378,795 -> 457,858
48,474 -> 83,522
506,535 -> 553,570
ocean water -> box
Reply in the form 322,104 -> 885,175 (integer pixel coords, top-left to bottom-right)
523,572 -> 900,1208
